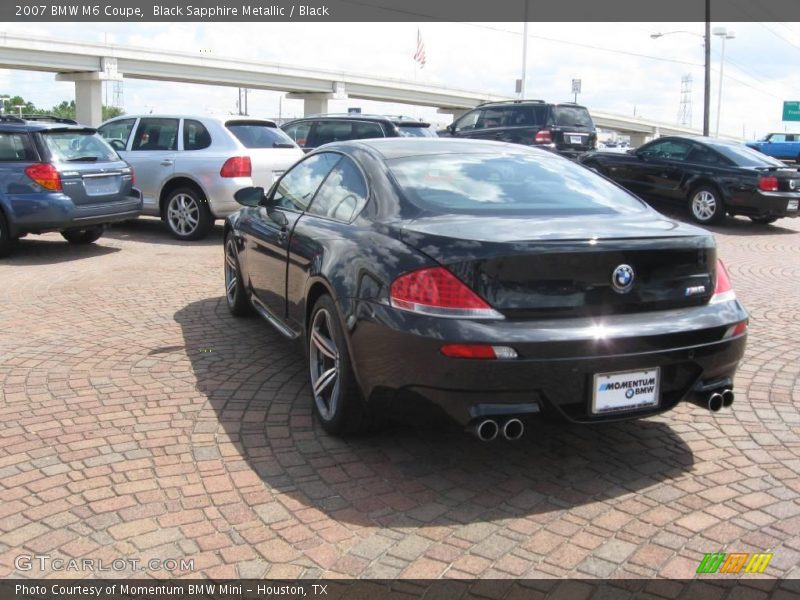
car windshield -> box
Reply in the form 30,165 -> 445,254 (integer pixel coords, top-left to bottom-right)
42,130 -> 119,162
711,142 -> 786,168
553,106 -> 593,127
388,152 -> 647,216
226,122 -> 297,148
397,125 -> 436,138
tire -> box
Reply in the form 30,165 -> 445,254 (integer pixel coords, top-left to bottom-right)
224,233 -> 254,317
0,211 -> 13,258
688,185 -> 726,225
749,216 -> 778,225
307,294 -> 369,435
163,187 -> 213,241
61,225 -> 104,245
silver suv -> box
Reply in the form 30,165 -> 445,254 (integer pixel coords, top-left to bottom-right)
98,115 -> 303,240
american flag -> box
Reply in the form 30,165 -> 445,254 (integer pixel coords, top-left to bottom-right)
413,28 -> 426,69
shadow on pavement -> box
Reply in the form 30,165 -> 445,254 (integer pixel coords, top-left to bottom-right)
103,216 -> 225,247
1,237 -> 121,265
174,296 -> 695,527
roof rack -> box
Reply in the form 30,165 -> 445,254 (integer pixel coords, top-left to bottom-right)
20,115 -> 79,125
476,99 -> 546,107
0,115 -> 26,124
301,113 -> 428,123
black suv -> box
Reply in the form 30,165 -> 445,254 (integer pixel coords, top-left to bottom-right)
281,114 -> 436,152
440,100 -> 597,158
0,115 -> 141,257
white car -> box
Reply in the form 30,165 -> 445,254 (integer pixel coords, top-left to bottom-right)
98,115 -> 304,240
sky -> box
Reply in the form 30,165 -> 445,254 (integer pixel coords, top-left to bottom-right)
0,20 -> 798,139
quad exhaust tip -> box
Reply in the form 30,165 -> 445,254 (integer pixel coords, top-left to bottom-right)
721,389 -> 734,408
708,392 -> 724,413
502,418 -> 524,441
474,419 -> 499,442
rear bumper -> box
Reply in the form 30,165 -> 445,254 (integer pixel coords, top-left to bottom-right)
728,190 -> 800,218
347,298 -> 748,426
6,191 -> 143,236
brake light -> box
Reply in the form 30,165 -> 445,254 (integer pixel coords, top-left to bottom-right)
758,176 -> 779,192
24,163 -> 62,191
390,266 -> 503,319
220,156 -> 252,178
534,129 -> 552,144
440,344 -> 518,359
710,258 -> 736,304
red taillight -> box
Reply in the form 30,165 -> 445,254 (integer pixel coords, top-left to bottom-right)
220,156 -> 252,178
710,258 -> 736,304
440,344 -> 518,359
130,168 -> 135,186
390,266 -> 503,319
758,176 -> 779,192
534,129 -> 552,144
24,163 -> 62,191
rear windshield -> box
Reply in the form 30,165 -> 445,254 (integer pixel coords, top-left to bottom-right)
388,152 -> 647,216
226,123 -> 297,148
553,106 -> 594,127
397,124 -> 436,138
710,142 -> 786,168
42,130 -> 119,162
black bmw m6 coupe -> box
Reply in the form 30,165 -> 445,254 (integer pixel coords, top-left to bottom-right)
224,139 -> 748,440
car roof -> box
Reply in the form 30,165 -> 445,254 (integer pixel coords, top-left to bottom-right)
328,137 -> 547,160
102,114 -> 278,126
649,135 -> 745,148
0,121 -> 92,132
283,114 -> 430,126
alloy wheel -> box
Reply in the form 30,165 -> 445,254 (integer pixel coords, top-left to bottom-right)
309,308 -> 340,421
224,238 -> 238,305
691,190 -> 717,222
167,193 -> 200,236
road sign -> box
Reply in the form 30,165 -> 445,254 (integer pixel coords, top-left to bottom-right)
783,101 -> 800,121
572,79 -> 582,94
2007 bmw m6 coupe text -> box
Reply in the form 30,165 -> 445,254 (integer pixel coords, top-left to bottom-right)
224,139 -> 748,440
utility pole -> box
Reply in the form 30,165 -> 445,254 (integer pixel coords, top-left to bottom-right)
703,0 -> 710,136
678,74 -> 693,127
519,0 -> 528,99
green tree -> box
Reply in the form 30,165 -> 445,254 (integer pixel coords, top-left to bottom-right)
102,105 -> 125,120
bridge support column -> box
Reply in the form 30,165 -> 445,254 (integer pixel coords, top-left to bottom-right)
628,132 -> 650,148
56,72 -> 104,127
286,93 -> 334,117
438,107 -> 471,122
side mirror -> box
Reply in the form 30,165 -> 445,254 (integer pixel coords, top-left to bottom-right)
234,186 -> 265,207
447,124 -> 455,134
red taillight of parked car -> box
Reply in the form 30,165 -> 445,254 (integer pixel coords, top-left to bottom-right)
220,156 -> 252,178
758,176 -> 779,192
390,266 -> 503,319
534,129 -> 553,144
710,258 -> 736,304
440,344 -> 518,359
24,163 -> 62,192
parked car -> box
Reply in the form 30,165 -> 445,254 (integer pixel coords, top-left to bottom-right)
745,133 -> 800,162
438,100 -> 597,158
0,115 -> 141,258
281,114 -> 436,152
223,138 -> 747,439
580,135 -> 800,225
98,115 -> 303,240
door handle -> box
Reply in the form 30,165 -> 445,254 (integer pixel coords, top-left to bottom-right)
160,159 -> 174,166
277,229 -> 288,243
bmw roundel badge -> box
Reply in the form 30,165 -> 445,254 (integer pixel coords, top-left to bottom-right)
611,264 -> 635,293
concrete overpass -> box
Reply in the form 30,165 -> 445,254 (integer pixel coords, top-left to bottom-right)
0,31 -> 714,143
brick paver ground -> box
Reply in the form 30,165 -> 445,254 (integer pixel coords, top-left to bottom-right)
1,213 -> 799,582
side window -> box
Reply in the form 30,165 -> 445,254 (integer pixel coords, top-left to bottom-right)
768,134 -> 786,143
476,108 -> 507,129
271,153 -> 340,212
0,132 -> 35,161
453,110 -> 480,132
307,156 -> 368,222
131,118 -> 179,151
639,139 -> 691,160
183,119 -> 211,151
352,121 -> 384,140
685,146 -> 723,166
98,118 -> 136,150
311,121 -> 354,146
283,122 -> 311,147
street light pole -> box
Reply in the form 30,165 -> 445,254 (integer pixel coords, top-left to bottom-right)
713,27 -> 735,137
704,0 -> 711,136
520,0 -> 528,99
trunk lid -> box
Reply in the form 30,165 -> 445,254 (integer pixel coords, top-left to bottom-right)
59,162 -> 134,206
224,120 -> 305,189
399,214 -> 716,318
246,147 -> 305,189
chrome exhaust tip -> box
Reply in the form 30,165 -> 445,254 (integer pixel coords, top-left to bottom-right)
473,419 -> 499,442
708,392 -> 724,413
721,389 -> 734,408
502,418 -> 524,441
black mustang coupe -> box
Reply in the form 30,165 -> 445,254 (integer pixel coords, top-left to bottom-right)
225,139 -> 748,440
579,135 -> 800,225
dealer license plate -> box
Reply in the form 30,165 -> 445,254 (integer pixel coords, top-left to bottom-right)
788,199 -> 798,211
569,135 -> 582,144
592,368 -> 660,414
84,176 -> 119,196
